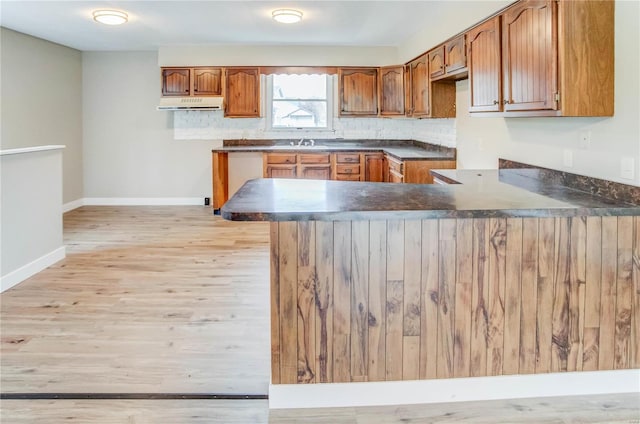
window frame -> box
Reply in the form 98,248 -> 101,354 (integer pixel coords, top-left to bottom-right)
265,74 -> 334,132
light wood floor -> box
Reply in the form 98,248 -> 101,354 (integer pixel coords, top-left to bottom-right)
1,206 -> 638,423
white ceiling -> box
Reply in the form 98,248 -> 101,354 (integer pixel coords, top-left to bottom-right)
0,1 -> 508,51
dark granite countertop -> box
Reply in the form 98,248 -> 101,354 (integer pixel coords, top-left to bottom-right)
212,139 -> 456,161
221,174 -> 640,221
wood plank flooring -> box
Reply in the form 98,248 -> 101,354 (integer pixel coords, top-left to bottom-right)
1,206 -> 271,394
1,206 -> 638,422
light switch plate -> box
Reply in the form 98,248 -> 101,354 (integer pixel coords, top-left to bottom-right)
621,157 -> 634,180
563,149 -> 573,167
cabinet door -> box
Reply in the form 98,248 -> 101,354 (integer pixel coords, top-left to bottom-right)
299,165 -> 331,180
193,68 -> 222,96
468,17 -> 503,112
410,55 -> 430,117
364,154 -> 384,182
388,170 -> 404,183
225,67 -> 260,117
162,68 -> 190,96
428,47 -> 445,79
266,165 -> 297,179
502,0 -> 557,112
445,35 -> 466,74
339,68 -> 378,116
379,66 -> 405,116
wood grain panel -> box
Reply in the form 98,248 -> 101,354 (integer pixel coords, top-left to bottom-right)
615,217 -> 633,369
599,217 -> 617,370
224,67 -> 260,117
437,220 -> 456,378
379,66 -> 405,116
536,218 -> 555,374
519,218 -> 538,374
351,221 -> 369,381
368,221 -> 387,381
333,221 -> 352,382
339,68 -> 378,116
315,222 -> 334,383
420,220 -> 439,379
470,219 -> 490,377
270,223 -> 281,384
270,216 -> 638,385
487,218 -> 506,375
504,219 -> 522,375
467,17 -> 502,113
211,152 -> 229,210
583,217 -> 602,371
297,222 -> 316,383
278,222 -> 298,383
633,217 -> 640,368
386,221 -> 404,381
454,219 -> 472,377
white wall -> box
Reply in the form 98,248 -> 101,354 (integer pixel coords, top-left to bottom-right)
1,147 -> 65,291
0,28 -> 83,203
159,45 -> 399,67
454,0 -> 640,186
82,51 -> 221,200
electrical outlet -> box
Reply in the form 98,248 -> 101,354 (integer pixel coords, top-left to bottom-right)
204,197 -> 210,206
563,149 -> 573,167
578,131 -> 591,149
620,157 -> 634,180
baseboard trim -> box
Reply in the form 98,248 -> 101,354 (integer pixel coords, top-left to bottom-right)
83,197 -> 204,206
0,246 -> 66,293
63,198 -> 84,212
268,369 -> 640,409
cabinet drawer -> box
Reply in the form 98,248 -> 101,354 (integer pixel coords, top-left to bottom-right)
336,153 -> 360,163
336,174 -> 361,181
336,164 -> 361,175
387,157 -> 404,174
299,153 -> 330,164
266,153 -> 296,164
389,169 -> 404,183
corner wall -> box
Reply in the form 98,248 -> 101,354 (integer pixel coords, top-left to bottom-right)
0,28 -> 84,203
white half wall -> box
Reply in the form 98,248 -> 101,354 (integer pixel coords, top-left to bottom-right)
454,0 -> 640,186
1,147 -> 65,292
1,28 -> 84,204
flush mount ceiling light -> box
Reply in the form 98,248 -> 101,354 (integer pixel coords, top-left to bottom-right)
272,9 -> 303,24
92,10 -> 128,25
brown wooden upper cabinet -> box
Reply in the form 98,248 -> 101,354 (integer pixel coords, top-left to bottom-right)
467,0 -> 613,117
338,68 -> 379,116
161,67 -> 222,97
406,54 -> 430,118
162,68 -> 191,96
378,66 -> 405,116
467,16 -> 502,113
193,68 -> 222,96
429,35 -> 466,81
224,67 -> 260,118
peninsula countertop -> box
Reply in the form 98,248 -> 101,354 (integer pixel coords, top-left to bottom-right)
211,139 -> 456,161
221,171 -> 640,221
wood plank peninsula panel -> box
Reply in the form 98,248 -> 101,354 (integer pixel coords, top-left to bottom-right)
269,217 -> 640,384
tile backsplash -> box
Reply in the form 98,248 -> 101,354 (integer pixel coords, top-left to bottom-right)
173,110 -> 456,147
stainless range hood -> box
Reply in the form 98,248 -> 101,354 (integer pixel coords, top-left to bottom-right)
157,96 -> 224,111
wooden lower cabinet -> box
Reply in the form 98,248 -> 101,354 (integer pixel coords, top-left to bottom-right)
364,153 -> 384,182
270,216 -> 640,384
384,155 -> 456,184
265,164 -> 297,178
299,165 -> 331,180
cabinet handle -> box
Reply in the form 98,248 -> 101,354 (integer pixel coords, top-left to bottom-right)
503,99 -> 509,105
493,100 -> 499,105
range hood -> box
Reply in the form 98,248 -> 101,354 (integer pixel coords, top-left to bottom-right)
157,96 -> 224,111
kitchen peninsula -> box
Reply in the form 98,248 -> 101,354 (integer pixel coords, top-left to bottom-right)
221,160 -> 640,407
211,139 -> 456,211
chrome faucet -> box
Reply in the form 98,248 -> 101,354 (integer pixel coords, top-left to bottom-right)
297,138 -> 305,146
